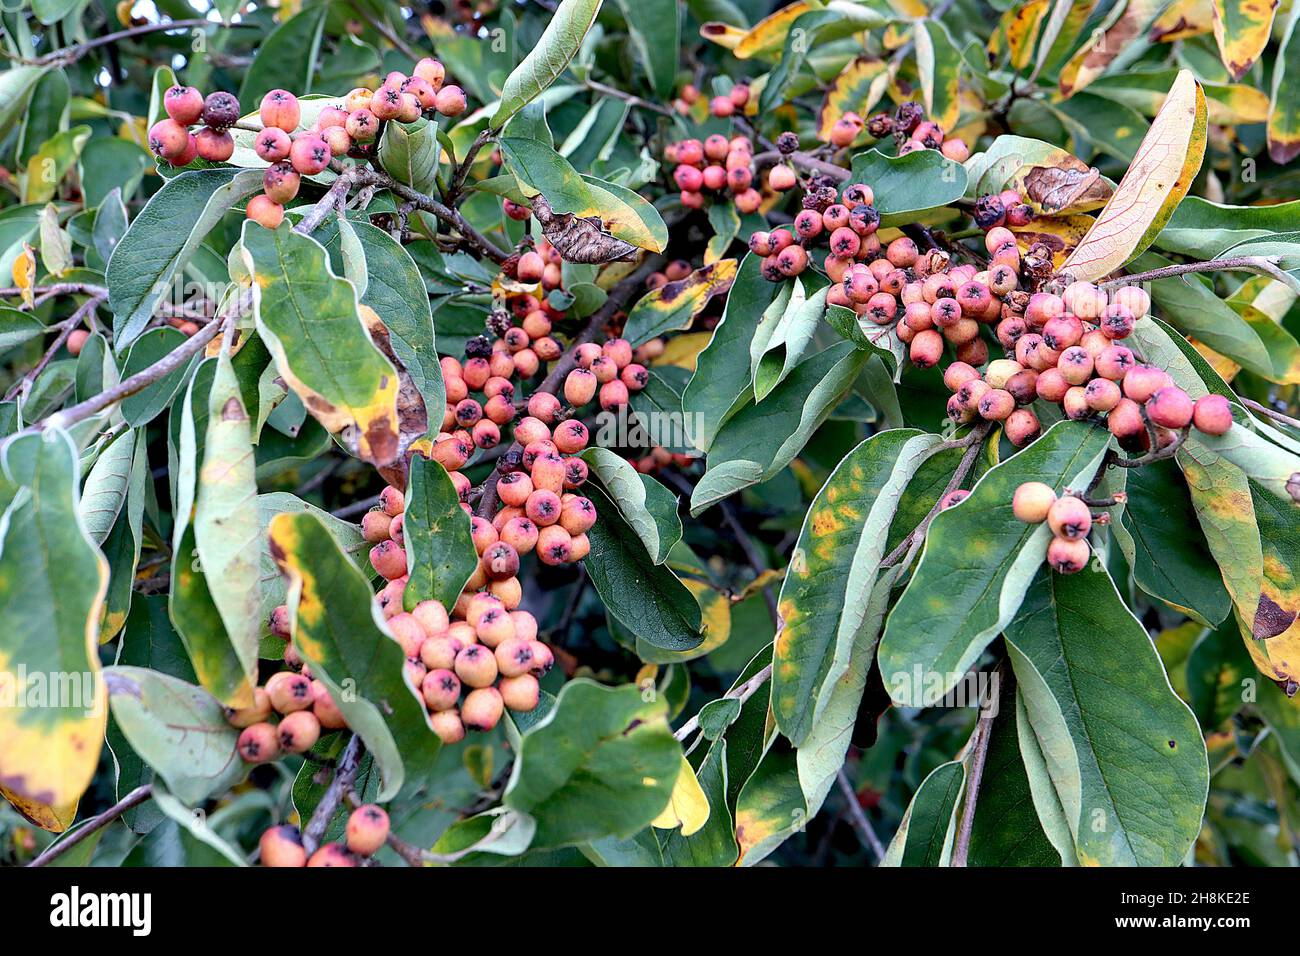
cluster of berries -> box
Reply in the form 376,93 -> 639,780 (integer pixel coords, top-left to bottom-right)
503,235 -> 567,290
365,484 -> 554,740
671,81 -> 752,119
227,659 -> 347,765
148,57 -> 467,230
1011,484 -> 1103,574
941,268 -> 1235,451
858,102 -> 971,161
666,133 -> 762,213
973,188 -> 1036,231
259,804 -> 390,867
749,180 -> 884,282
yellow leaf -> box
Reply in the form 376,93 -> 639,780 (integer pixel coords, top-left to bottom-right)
11,243 -> 35,308
1212,0 -> 1280,80
1151,0 -> 1216,40
0,786 -> 78,833
734,2 -> 815,59
651,755 -> 711,836
699,21 -> 747,50
818,57 -> 892,142
1059,0 -> 1167,96
656,331 -> 713,371
1060,70 -> 1206,282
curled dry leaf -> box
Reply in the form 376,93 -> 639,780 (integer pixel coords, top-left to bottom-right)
358,303 -> 428,491
1023,164 -> 1110,215
532,194 -> 640,264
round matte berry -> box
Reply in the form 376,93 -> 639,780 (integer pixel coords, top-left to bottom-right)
164,85 -> 205,125
1012,482 -> 1056,523
1047,496 -> 1091,540
1047,536 -> 1090,574
345,804 -> 390,856
259,825 -> 307,867
1192,394 -> 1233,435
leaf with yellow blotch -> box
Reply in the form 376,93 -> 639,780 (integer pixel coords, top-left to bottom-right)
1059,70 -> 1205,283
1150,0 -> 1214,40
1059,0 -> 1168,96
998,0 -> 1051,70
964,135 -> 1113,214
818,57 -> 892,142
1010,213 -> 1097,268
241,221 -> 402,467
0,786 -> 78,833
1032,0 -> 1098,81
1211,0 -> 1280,81
732,1 -> 815,59
652,756 -> 712,836
623,259 -> 737,346
1268,2 -> 1300,163
11,243 -> 35,308
774,429 -> 940,744
1091,71 -> 1270,125
0,430 -> 108,815
914,19 -> 962,130
269,510 -> 442,801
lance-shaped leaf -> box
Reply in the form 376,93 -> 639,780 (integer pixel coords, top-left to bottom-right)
614,0 -> 678,99
78,427 -> 135,545
750,279 -> 826,402
915,19 -> 962,131
1058,0 -> 1168,97
849,149 -> 968,226
1155,195 -> 1300,262
1269,2 -> 1300,163
103,665 -> 243,806
683,253 -> 784,453
660,741 -> 739,866
733,741 -> 806,866
878,420 -> 1110,706
0,430 -> 107,815
169,361 -> 257,708
883,760 -> 966,866
1005,564 -> 1209,866
107,168 -> 263,348
580,447 -> 682,564
1211,0 -> 1279,80
503,679 -> 681,848
774,429 -> 939,744
493,0 -> 604,128
622,259 -> 736,347
98,429 -> 147,642
193,350 -> 261,685
691,342 -> 869,515
402,455 -> 477,611
1151,0 -> 1215,40
241,221 -> 401,467
1090,71 -> 1268,126
1058,70 -> 1206,282
269,510 -> 441,801
584,483 -> 703,653
732,1 -> 818,59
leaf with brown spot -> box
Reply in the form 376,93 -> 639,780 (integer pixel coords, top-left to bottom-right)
623,258 -> 737,346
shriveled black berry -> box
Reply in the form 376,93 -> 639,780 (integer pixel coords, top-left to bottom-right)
894,102 -> 923,134
776,131 -> 799,155
487,310 -> 512,337
866,112 -> 894,138
973,194 -> 1007,230
465,335 -> 493,359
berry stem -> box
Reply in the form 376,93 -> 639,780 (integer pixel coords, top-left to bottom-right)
1097,255 -> 1298,293
3,293 -> 105,402
1242,397 -> 1300,431
584,78 -> 678,118
26,784 -> 154,867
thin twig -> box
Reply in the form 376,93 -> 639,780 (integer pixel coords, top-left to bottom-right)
445,128 -> 495,207
5,295 -> 105,401
673,663 -> 773,742
1243,397 -> 1300,430
351,165 -> 509,263
950,669 -> 1001,867
6,18 -> 254,67
0,281 -> 108,304
836,769 -> 885,862
585,78 -> 677,118
719,500 -> 779,627
27,785 -> 154,867
1098,255 -> 1297,291
302,734 -> 364,854
354,6 -> 425,62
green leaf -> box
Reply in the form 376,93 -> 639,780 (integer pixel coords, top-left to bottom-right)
774,429 -> 939,744
169,361 -> 257,709
402,455 -> 477,611
504,679 -> 681,848
269,510 -> 442,801
878,420 -> 1111,706
378,118 -> 440,196
660,741 -> 739,866
1157,196 -> 1300,260
914,19 -> 962,131
614,0 -> 679,98
579,447 -> 682,564
150,786 -> 247,865
683,253 -> 784,452
17,68 -> 69,166
584,483 -> 703,653
241,221 -> 402,467
1268,1 -> 1300,163
98,432 -> 147,642
492,0 -> 604,127
1006,564 -> 1209,867
750,278 -> 826,402
0,67 -> 48,145
691,341 -> 868,515
119,327 -> 193,427
733,739 -> 805,865
78,427 -> 135,545
107,168 -> 263,348
0,306 -> 47,351
848,148 -> 968,226
883,760 -> 966,866
22,126 -> 91,204
103,665 -> 243,806
1113,457 -> 1232,627
1186,620 -> 1255,730
0,430 -> 107,811
237,4 -> 328,108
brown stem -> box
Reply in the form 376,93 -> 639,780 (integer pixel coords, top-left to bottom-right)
446,128 -> 496,207
27,784 -> 154,867
1243,397 -> 1300,430
0,281 -> 109,304
585,78 -> 677,118
302,734 -> 364,854
1098,255 -> 1295,290
352,166 -> 509,263
5,18 -> 254,67
752,148 -> 849,183
836,768 -> 885,862
950,669 -> 1000,867
719,500 -> 779,627
1110,424 -> 1189,468
5,295 -> 105,401
673,663 -> 772,742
